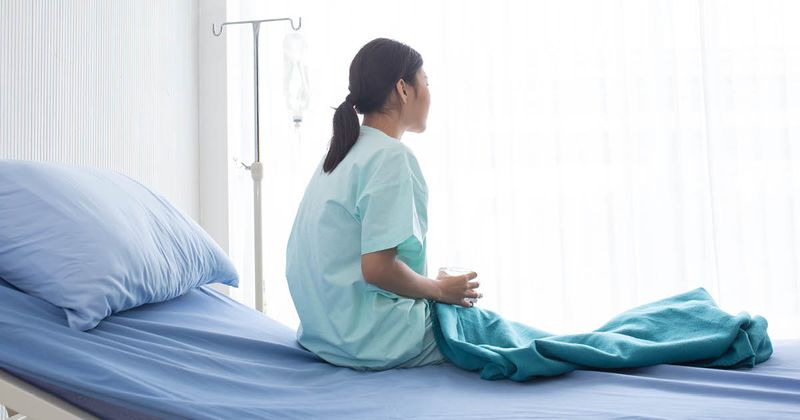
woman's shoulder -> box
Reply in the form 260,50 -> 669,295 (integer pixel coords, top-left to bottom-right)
358,141 -> 422,177
355,144 -> 427,198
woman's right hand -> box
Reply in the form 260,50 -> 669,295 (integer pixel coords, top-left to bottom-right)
434,269 -> 482,308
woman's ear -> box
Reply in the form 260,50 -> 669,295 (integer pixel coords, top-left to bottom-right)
396,79 -> 408,104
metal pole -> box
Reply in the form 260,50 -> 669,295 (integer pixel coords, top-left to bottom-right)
252,22 -> 261,163
251,22 -> 265,314
211,16 -> 301,315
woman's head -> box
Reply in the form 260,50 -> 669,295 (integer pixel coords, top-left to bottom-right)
323,38 -> 428,174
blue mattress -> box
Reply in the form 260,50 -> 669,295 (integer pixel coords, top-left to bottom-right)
1,277 -> 799,419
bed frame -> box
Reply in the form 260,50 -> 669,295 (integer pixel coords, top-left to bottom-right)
0,369 -> 98,420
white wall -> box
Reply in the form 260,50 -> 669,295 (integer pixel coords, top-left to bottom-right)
198,0 -> 233,295
0,0 -> 200,219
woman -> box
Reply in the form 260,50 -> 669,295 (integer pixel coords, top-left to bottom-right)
285,38 -> 482,371
286,38 -> 774,382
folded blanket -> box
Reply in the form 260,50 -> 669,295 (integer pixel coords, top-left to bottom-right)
431,287 -> 773,381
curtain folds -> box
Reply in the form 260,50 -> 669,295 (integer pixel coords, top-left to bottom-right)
227,0 -> 799,339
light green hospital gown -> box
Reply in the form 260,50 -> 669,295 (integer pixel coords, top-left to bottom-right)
286,124 -> 443,371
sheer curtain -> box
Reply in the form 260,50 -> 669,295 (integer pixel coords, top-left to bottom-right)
224,0 -> 800,339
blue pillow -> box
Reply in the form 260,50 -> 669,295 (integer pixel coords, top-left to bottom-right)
0,159 -> 239,330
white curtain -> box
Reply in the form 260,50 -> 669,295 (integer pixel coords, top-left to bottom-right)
225,0 -> 800,339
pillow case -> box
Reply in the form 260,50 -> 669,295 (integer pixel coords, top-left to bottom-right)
0,159 -> 239,330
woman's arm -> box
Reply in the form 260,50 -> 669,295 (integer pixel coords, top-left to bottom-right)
361,248 -> 481,308
361,247 -> 442,301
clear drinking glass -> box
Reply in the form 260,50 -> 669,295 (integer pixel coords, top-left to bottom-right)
439,266 -> 482,304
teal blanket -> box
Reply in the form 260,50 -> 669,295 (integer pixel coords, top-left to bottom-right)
431,287 -> 773,381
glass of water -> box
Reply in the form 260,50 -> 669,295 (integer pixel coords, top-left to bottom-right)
439,266 -> 482,304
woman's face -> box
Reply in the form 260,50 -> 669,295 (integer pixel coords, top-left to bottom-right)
403,68 -> 430,133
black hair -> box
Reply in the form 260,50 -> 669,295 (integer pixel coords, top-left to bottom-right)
322,38 -> 424,174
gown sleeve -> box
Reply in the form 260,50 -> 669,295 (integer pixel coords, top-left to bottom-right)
356,148 -> 428,256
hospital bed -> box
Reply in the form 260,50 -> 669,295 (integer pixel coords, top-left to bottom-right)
1,159 -> 798,419
2,274 -> 799,419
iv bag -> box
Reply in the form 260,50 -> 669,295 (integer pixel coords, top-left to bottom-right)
283,32 -> 310,127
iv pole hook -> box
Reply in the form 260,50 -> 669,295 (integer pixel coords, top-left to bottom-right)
212,16 -> 301,37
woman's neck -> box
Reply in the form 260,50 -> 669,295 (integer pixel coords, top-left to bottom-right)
362,113 -> 403,140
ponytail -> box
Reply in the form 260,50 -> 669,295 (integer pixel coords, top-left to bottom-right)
323,96 -> 360,173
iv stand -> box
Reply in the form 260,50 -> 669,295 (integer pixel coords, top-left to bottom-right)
212,16 -> 302,314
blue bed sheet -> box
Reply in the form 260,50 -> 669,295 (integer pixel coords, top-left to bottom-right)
1,277 -> 799,419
